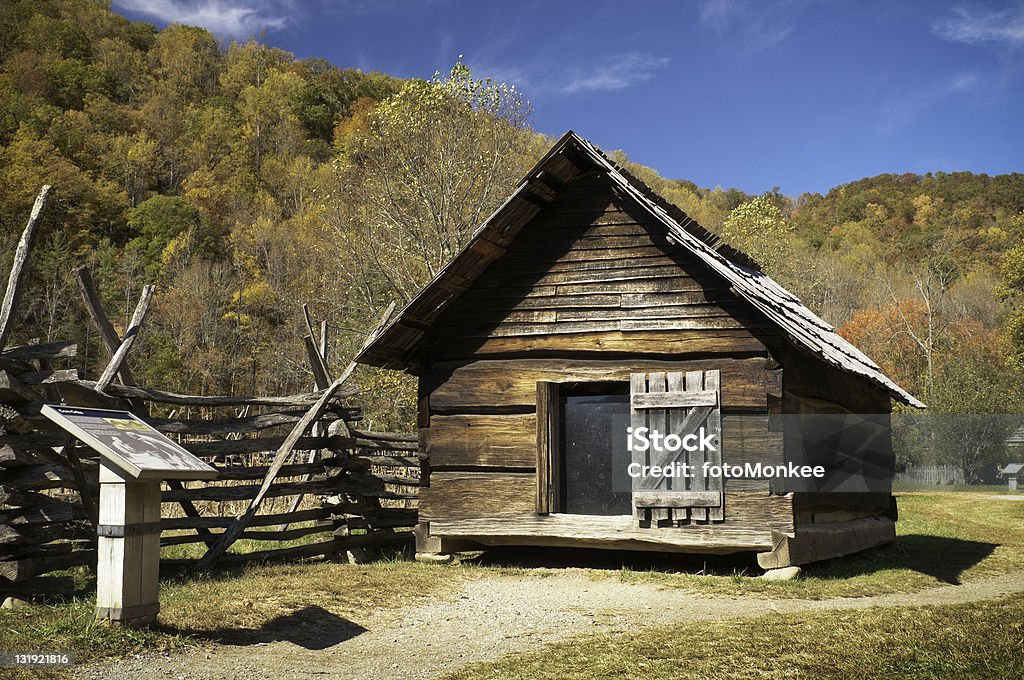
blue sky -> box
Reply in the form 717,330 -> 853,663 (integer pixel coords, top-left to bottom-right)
111,1 -> 1024,197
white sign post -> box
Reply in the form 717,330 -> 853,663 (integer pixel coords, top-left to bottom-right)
42,404 -> 217,626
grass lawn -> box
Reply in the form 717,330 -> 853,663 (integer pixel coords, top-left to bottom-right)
446,593 -> 1024,680
607,492 -> 1024,599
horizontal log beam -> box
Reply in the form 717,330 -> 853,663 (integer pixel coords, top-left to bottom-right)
148,410 -> 351,436
180,435 -> 414,457
348,428 -> 418,443
1,501 -> 87,526
160,522 -> 335,547
79,381 -> 358,408
0,549 -> 94,582
0,340 -> 77,361
0,521 -> 94,546
18,368 -> 78,385
164,537 -> 349,568
160,506 -> 336,531
160,475 -> 385,503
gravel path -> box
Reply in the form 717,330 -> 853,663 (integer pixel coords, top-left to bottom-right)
77,569 -> 1024,680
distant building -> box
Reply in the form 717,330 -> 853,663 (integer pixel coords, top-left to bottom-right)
998,463 -> 1024,492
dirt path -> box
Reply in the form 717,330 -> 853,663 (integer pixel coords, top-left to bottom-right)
77,570 -> 1024,680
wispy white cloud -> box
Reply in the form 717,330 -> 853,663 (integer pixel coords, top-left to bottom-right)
878,71 -> 983,132
932,4 -> 1024,46
475,52 -> 669,97
700,0 -> 741,32
113,0 -> 291,36
560,53 -> 670,94
698,0 -> 796,52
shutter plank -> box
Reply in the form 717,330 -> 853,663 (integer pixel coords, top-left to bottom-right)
648,372 -> 670,526
706,370 -> 724,521
666,372 -> 687,523
687,370 -> 708,521
634,491 -> 721,508
631,391 -> 718,409
630,373 -> 648,524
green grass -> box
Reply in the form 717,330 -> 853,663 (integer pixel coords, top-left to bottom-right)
446,594 -> 1024,680
159,521 -> 329,561
608,492 -> 1024,599
893,483 -> 1019,493
0,570 -> 188,679
158,522 -> 415,561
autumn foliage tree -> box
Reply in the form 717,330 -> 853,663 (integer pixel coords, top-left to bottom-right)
329,60 -> 541,308
928,329 -> 1024,483
839,300 -> 932,397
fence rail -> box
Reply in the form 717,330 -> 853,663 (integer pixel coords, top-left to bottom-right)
1,351 -> 419,597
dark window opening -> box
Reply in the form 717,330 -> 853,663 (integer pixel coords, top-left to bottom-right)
559,381 -> 632,516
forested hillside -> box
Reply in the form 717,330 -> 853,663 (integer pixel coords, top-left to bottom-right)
1,1 -> 1022,477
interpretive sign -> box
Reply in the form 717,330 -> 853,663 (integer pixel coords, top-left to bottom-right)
40,404 -> 216,480
41,403 -> 217,626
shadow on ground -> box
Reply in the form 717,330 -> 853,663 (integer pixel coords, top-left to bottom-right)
803,534 -> 997,585
467,533 -> 998,586
163,605 -> 366,649
466,546 -> 760,574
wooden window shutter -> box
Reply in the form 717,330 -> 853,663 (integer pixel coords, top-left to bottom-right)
630,371 -> 724,526
535,381 -> 560,514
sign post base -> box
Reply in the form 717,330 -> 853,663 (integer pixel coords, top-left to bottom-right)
96,461 -> 162,626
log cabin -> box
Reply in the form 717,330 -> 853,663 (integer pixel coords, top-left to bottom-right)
356,131 -> 925,570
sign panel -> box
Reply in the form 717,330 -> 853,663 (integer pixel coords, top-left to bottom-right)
41,404 -> 217,481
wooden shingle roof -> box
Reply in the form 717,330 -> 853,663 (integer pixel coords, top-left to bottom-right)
356,131 -> 925,408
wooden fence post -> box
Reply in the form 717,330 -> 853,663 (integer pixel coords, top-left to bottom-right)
0,186 -> 52,350
95,284 -> 154,394
75,266 -> 137,387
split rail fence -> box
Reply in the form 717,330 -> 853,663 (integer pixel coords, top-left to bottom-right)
1,186 -> 419,601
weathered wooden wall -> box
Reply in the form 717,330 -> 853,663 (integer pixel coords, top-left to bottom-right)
415,172 -> 794,553
424,172 -> 774,362
780,345 -> 897,547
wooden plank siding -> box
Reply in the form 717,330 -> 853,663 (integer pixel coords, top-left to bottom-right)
424,358 -> 770,413
423,173 -> 776,364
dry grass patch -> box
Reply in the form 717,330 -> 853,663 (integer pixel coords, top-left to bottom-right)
0,557 -> 459,678
447,593 -> 1024,680
158,558 -> 459,638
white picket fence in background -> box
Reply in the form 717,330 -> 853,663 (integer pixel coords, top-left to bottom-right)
895,465 -> 965,486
